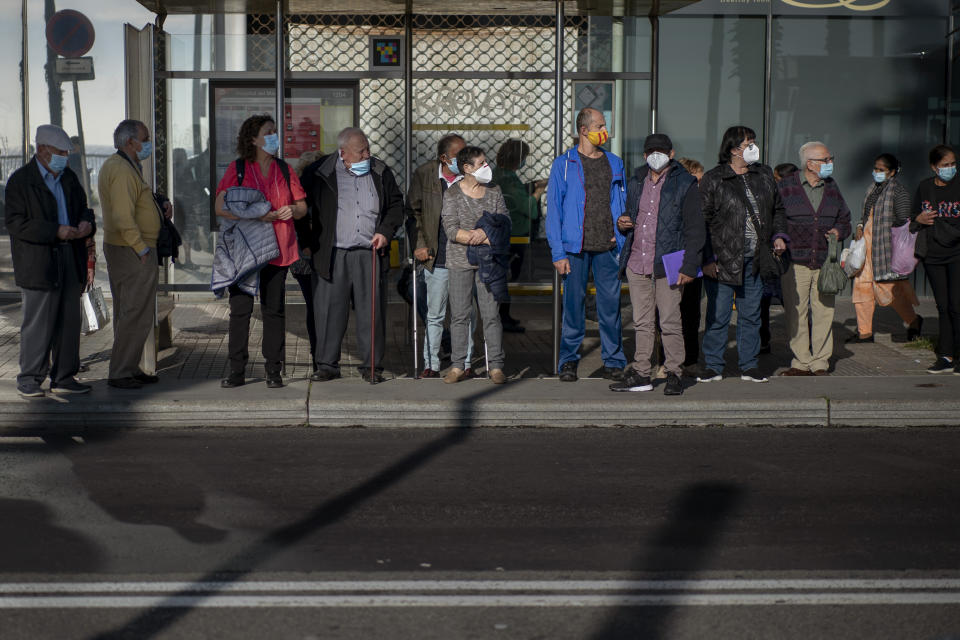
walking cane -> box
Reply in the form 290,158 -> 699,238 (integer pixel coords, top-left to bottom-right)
370,244 -> 377,385
411,252 -> 419,379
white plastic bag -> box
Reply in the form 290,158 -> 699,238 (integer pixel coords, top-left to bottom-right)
843,237 -> 866,277
80,286 -> 110,335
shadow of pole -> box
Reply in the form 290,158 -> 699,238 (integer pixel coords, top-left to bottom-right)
590,482 -> 744,640
90,382 -> 509,640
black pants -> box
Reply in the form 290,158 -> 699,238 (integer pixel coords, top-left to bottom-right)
680,278 -> 702,367
228,264 -> 287,376
292,271 -> 317,363
924,260 -> 960,358
760,294 -> 772,348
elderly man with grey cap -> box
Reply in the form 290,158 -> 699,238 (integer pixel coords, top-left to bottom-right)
609,133 -> 704,396
4,124 -> 96,397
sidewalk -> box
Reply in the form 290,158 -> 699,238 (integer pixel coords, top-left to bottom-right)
0,293 -> 958,431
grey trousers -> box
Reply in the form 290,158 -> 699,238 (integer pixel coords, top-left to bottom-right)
18,243 -> 82,387
625,270 -> 684,377
312,247 -> 387,373
104,243 -> 159,379
448,268 -> 504,371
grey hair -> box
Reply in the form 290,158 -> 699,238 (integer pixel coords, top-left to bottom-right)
799,141 -> 827,166
337,127 -> 367,149
113,119 -> 146,149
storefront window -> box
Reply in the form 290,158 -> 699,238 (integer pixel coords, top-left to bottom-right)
658,16 -> 766,169
770,17 -> 947,204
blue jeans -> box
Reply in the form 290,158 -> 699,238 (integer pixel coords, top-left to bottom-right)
423,265 -> 474,371
559,249 -> 626,369
702,257 -> 763,373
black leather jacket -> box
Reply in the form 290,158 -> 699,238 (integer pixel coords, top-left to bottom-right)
700,162 -> 787,285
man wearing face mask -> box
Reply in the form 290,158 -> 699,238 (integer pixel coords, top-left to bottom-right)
546,107 -> 628,382
610,134 -> 704,396
98,119 -> 166,389
299,127 -> 404,383
5,124 -> 96,397
777,141 -> 851,376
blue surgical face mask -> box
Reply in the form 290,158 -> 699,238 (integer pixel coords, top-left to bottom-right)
817,162 -> 834,179
136,141 -> 153,161
446,158 -> 459,175
939,166 -> 957,182
872,170 -> 887,184
47,152 -> 68,173
349,158 -> 371,176
261,133 -> 280,155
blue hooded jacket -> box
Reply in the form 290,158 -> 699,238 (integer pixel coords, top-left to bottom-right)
545,147 -> 627,262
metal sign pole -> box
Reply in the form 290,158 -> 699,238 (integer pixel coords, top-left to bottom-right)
71,79 -> 91,198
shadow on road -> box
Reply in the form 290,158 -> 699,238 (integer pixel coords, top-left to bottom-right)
87,381 -> 507,640
590,482 -> 744,639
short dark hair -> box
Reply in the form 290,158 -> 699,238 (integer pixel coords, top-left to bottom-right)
929,144 -> 955,167
456,146 -> 486,173
495,139 -> 530,171
718,125 -> 756,164
236,114 -> 274,163
774,163 -> 799,179
875,153 -> 900,174
437,134 -> 464,162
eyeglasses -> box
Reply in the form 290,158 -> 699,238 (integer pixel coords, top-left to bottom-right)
810,156 -> 835,163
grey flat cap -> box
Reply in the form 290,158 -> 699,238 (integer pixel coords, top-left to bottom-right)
35,125 -> 73,152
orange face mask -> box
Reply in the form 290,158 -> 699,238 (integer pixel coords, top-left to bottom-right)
586,129 -> 609,146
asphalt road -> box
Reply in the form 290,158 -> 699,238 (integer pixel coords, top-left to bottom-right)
0,427 -> 959,639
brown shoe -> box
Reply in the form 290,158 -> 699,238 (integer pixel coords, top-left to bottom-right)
489,369 -> 507,384
443,367 -> 466,384
812,369 -> 830,376
779,368 -> 814,377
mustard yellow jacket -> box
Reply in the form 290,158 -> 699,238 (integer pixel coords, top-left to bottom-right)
98,152 -> 161,254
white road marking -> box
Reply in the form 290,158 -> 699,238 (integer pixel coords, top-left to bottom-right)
0,579 -> 958,594
1,593 -> 960,608
0,579 -> 959,608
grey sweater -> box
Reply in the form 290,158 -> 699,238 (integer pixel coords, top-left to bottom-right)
440,182 -> 508,270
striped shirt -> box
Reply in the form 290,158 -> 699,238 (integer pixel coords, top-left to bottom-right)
335,157 -> 380,249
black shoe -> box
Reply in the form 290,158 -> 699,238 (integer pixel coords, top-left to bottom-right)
558,362 -> 578,382
759,343 -> 771,354
502,323 -> 526,333
108,377 -> 143,390
50,379 -> 92,395
220,374 -> 245,388
361,368 -> 385,383
907,316 -> 924,341
310,369 -> 340,382
266,374 -> 284,388
696,368 -> 722,383
17,382 -> 45,398
928,357 -> 953,374
601,366 -> 625,381
609,371 -> 652,392
133,371 -> 159,384
740,368 -> 769,383
845,333 -> 874,344
664,373 -> 684,396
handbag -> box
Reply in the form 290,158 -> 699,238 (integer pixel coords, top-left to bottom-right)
80,286 -> 110,335
154,192 -> 183,263
817,234 -> 848,295
890,222 -> 919,276
747,207 -> 790,281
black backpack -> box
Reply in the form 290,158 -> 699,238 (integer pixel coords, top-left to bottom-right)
235,157 -> 292,195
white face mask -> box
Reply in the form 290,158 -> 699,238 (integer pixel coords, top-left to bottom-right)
742,143 -> 761,164
646,152 -> 670,172
472,163 -> 493,184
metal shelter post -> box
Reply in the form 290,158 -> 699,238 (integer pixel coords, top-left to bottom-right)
20,0 -> 29,163
275,0 -> 285,156
552,0 -> 564,375
405,2 -> 417,377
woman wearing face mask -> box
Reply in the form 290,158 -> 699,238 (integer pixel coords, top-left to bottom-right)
697,125 -> 788,384
214,114 -> 308,389
848,153 -> 922,344
440,146 -> 510,384
912,144 -> 960,374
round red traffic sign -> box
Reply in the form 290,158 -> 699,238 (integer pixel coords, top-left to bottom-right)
45,10 -> 95,59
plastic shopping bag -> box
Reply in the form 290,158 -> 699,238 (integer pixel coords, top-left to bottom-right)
890,222 -> 919,276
